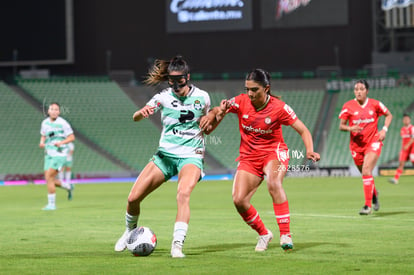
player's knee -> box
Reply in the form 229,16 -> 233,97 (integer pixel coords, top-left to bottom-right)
232,193 -> 248,209
267,179 -> 283,194
176,189 -> 191,205
127,195 -> 140,206
361,169 -> 372,177
45,173 -> 55,182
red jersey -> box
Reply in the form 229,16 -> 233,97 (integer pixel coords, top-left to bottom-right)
401,124 -> 414,147
339,98 -> 388,151
228,94 -> 298,161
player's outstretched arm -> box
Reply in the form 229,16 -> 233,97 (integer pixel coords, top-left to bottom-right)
133,105 -> 156,122
290,119 -> 320,162
200,99 -> 229,135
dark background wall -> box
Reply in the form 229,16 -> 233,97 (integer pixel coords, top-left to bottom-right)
2,0 -> 373,79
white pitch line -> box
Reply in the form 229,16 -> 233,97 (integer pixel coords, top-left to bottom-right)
293,213 -> 360,219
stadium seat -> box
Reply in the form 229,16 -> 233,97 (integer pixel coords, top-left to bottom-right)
16,78 -> 160,171
0,81 -> 124,175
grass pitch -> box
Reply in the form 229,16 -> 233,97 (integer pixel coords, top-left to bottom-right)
0,176 -> 413,274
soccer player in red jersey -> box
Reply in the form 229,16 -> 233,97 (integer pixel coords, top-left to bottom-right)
339,80 -> 392,215
389,114 -> 414,184
200,69 -> 320,251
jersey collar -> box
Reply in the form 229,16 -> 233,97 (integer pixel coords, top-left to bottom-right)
171,84 -> 193,101
256,94 -> 270,111
354,97 -> 369,108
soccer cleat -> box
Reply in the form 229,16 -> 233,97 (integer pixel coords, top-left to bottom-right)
359,205 -> 372,215
171,240 -> 185,258
255,230 -> 273,252
388,178 -> 398,185
372,190 -> 380,211
67,184 -> 74,200
114,229 -> 130,252
42,204 -> 56,211
280,234 -> 293,250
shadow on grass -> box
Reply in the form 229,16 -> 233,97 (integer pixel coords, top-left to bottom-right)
188,243 -> 251,255
292,242 -> 350,252
373,211 -> 409,217
187,241 -> 350,255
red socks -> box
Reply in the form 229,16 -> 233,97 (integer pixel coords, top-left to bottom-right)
362,175 -> 375,207
239,205 -> 268,236
273,201 -> 290,236
394,169 -> 402,180
240,202 -> 291,236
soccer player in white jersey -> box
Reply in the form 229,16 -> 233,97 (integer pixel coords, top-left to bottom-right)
59,142 -> 74,187
39,102 -> 75,210
114,56 -> 211,258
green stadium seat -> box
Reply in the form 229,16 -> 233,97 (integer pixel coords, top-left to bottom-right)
0,81 -> 124,175
16,78 -> 160,171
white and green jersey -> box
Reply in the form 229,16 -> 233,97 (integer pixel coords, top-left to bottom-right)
40,117 -> 74,157
147,85 -> 211,159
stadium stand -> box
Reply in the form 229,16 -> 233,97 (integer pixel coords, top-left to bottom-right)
204,91 -> 240,170
16,78 -> 161,171
276,90 -> 325,166
5,76 -> 411,177
0,81 -> 125,177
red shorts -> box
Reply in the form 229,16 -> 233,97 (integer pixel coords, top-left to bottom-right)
237,149 -> 290,179
351,141 -> 383,166
399,144 -> 414,162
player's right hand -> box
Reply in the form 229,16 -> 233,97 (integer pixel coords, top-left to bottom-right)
307,152 -> 320,162
350,125 -> 363,133
219,99 -> 231,112
140,106 -> 155,118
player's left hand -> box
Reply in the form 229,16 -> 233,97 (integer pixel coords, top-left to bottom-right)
307,152 -> 320,162
199,115 -> 214,132
377,130 -> 387,141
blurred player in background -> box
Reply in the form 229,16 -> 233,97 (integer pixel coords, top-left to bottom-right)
114,55 -> 211,258
200,68 -> 320,252
389,114 -> 414,184
59,142 -> 74,188
39,102 -> 75,210
339,80 -> 392,215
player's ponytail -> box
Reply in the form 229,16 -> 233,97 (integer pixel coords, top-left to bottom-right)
143,55 -> 189,86
143,59 -> 169,86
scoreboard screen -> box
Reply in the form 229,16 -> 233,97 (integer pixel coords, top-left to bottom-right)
166,0 -> 253,33
0,0 -> 74,66
261,0 -> 348,28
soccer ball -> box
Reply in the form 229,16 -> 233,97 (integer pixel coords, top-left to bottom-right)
126,226 -> 157,256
